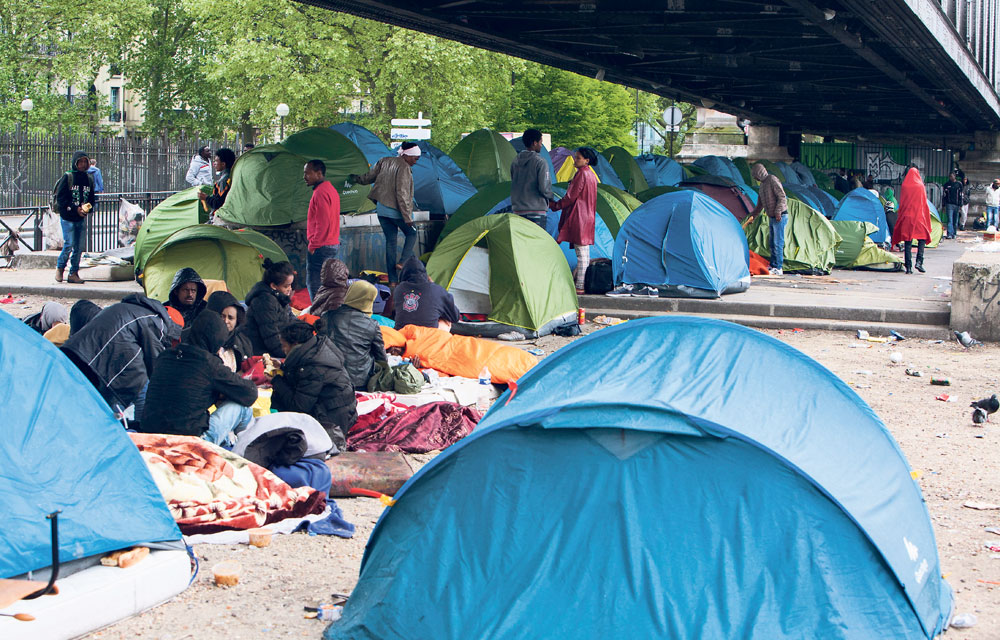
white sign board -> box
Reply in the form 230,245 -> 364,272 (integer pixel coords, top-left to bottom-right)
391,117 -> 432,127
664,106 -> 683,132
391,128 -> 431,140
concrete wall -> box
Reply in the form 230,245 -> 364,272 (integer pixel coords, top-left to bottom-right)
951,248 -> 1000,340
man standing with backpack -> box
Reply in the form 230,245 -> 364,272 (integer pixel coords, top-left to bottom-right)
54,151 -> 96,283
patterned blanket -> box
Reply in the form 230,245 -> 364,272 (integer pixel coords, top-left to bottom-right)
347,401 -> 480,453
130,433 -> 326,534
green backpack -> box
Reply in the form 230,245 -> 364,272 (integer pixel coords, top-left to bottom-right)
367,362 -> 425,394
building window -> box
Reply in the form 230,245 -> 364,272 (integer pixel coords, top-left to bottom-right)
110,86 -> 121,122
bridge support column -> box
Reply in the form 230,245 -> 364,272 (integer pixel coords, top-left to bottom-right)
675,108 -> 748,162
747,125 -> 792,163
958,132 -> 1000,221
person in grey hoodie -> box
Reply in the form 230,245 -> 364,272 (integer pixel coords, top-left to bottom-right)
510,128 -> 553,226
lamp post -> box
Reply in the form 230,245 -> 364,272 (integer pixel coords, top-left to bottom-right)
275,103 -> 289,140
20,97 -> 33,129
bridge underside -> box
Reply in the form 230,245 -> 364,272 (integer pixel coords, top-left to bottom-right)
300,0 -> 1000,146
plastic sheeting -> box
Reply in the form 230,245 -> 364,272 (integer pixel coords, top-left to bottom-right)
327,318 -> 951,640
833,188 -> 890,243
612,190 -> 750,297
0,311 -> 181,579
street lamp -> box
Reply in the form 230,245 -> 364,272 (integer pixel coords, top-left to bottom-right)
20,97 -> 33,129
275,103 -> 289,139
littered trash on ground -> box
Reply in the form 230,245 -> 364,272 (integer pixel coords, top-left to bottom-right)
951,613 -> 977,629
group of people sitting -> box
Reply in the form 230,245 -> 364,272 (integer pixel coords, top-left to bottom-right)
25,254 -> 462,456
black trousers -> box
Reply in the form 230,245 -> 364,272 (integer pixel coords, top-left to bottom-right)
904,240 -> 925,270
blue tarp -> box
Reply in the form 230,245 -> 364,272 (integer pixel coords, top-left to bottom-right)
412,142 -> 477,216
693,155 -> 745,185
833,188 -> 890,243
0,310 -> 181,578
612,190 -> 750,296
511,139 -> 557,184
325,317 -> 952,640
634,154 -> 684,187
330,122 -> 392,169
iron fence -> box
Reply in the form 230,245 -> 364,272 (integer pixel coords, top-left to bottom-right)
0,130 -> 242,209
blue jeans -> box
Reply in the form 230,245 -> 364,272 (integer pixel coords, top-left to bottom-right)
205,401 -> 253,448
307,244 -> 340,300
945,204 -> 959,237
988,206 -> 999,228
378,215 -> 417,283
769,213 -> 787,270
57,218 -> 85,273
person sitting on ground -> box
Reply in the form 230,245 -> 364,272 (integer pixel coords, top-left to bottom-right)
203,290 -> 254,372
243,259 -> 297,357
62,293 -> 181,411
198,148 -> 236,214
550,147 -> 598,294
165,267 -> 207,326
320,280 -> 387,390
268,321 -> 357,453
349,142 -> 420,285
141,311 -> 257,446
69,299 -> 101,335
392,255 -> 460,331
308,257 -> 349,317
23,301 -> 68,334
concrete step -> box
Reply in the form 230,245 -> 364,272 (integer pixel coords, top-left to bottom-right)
583,308 -> 951,340
579,294 -> 950,327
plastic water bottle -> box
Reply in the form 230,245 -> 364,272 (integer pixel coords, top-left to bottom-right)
476,366 -> 491,413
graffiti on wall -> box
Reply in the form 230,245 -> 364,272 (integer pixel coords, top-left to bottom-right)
864,152 -> 908,182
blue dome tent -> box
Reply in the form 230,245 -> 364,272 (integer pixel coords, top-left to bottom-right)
325,317 -> 952,640
412,141 -> 477,216
329,122 -> 392,168
693,155 -> 745,185
612,190 -> 751,297
833,188 -> 890,243
634,154 -> 684,187
586,148 -> 625,189
785,183 -> 837,218
0,310 -> 189,636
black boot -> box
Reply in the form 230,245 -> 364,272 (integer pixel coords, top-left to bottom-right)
904,243 -> 913,274
914,240 -> 926,273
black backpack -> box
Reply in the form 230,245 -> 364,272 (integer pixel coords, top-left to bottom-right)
584,259 -> 614,295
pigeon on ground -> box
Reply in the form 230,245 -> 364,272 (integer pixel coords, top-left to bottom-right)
971,394 -> 1000,416
955,331 -> 982,349
973,407 -> 989,424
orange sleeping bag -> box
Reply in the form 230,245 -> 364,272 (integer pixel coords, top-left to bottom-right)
398,325 -> 536,385
748,250 -> 770,276
380,325 -> 406,349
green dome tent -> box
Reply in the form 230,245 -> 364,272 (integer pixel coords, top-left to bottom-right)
134,186 -> 209,274
595,184 -> 642,234
602,146 -> 649,194
427,214 -> 578,338
733,157 -> 753,185
142,225 -> 289,301
830,221 -> 902,271
450,129 -> 518,189
745,200 -> 841,274
215,128 -> 372,227
637,185 -> 686,202
927,201 -> 944,248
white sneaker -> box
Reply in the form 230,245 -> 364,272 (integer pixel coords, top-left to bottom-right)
606,284 -> 634,297
769,268 -> 783,276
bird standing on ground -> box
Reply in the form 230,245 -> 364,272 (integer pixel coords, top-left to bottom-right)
971,394 -> 999,416
973,407 -> 989,424
955,331 -> 982,349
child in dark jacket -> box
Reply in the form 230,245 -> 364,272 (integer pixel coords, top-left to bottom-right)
243,259 -> 297,357
269,321 -> 357,453
142,310 -> 257,446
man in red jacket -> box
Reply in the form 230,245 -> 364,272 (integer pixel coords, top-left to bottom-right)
304,159 -> 342,299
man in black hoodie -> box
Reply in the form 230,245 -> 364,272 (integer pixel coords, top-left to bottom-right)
54,151 -> 97,284
393,256 -> 460,330
142,310 -> 257,446
62,293 -> 181,411
165,267 -> 207,325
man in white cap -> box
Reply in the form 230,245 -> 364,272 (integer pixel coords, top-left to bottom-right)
349,142 -> 421,284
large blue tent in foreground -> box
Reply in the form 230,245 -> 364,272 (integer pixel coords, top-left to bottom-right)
326,317 -> 953,640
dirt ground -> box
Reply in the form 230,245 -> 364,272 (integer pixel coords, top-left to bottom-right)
4,295 -> 999,638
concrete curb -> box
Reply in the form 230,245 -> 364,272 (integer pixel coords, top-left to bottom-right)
1,282 -> 139,300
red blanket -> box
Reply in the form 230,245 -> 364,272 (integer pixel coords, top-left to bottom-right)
131,433 -> 326,534
347,402 -> 480,453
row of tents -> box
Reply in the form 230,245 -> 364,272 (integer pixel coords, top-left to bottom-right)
133,124 -> 924,341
